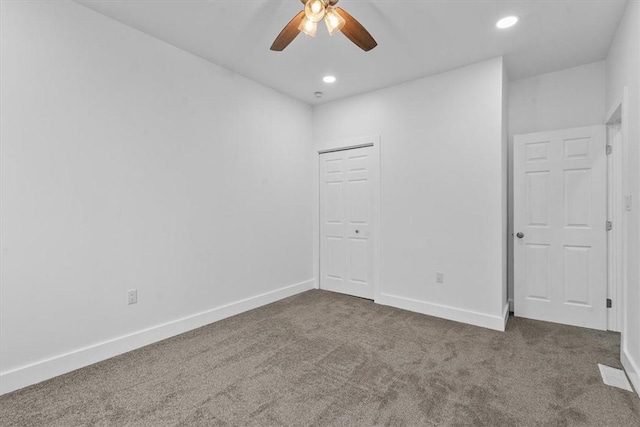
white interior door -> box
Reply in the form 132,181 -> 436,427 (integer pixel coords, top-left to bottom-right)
319,146 -> 378,300
514,125 -> 607,330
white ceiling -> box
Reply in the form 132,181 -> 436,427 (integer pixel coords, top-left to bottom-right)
74,0 -> 628,105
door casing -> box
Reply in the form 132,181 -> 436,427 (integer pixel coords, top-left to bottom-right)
605,89 -> 629,337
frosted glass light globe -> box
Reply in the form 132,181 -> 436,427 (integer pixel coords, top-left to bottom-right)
305,0 -> 326,23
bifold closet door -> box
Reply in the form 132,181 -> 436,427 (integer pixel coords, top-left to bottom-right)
319,146 -> 377,300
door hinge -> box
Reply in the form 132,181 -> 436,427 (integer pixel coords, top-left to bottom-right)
606,221 -> 613,231
607,298 -> 612,308
606,145 -> 613,155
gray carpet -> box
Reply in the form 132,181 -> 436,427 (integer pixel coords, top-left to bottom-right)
1,290 -> 638,426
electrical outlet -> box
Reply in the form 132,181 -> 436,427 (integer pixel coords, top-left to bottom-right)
127,289 -> 138,305
436,272 -> 444,284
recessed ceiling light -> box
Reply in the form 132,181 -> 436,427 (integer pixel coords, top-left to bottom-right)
323,75 -> 337,83
496,16 -> 519,29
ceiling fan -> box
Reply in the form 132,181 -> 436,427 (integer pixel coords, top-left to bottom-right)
271,0 -> 377,52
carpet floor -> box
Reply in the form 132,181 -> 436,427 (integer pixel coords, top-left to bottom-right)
1,290 -> 638,426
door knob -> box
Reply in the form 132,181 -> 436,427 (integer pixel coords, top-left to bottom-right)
516,232 -> 524,239
355,230 -> 360,234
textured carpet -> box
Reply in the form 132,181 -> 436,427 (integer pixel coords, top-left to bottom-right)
1,290 -> 638,426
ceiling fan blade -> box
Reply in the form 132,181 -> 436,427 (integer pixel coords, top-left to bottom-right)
270,11 -> 305,51
335,7 -> 377,52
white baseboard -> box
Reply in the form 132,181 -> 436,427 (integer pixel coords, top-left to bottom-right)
376,293 -> 508,332
622,347 -> 640,397
0,279 -> 315,396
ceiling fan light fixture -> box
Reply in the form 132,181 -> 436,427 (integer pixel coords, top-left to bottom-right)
304,0 -> 326,23
298,17 -> 318,37
270,0 -> 377,52
324,7 -> 346,36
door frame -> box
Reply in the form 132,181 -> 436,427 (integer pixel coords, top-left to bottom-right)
605,93 -> 628,333
313,135 -> 382,301
605,89 -> 638,396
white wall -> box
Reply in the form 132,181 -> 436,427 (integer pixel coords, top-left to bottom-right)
605,0 -> 640,395
313,58 -> 508,331
507,62 -> 607,309
0,0 -> 314,394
